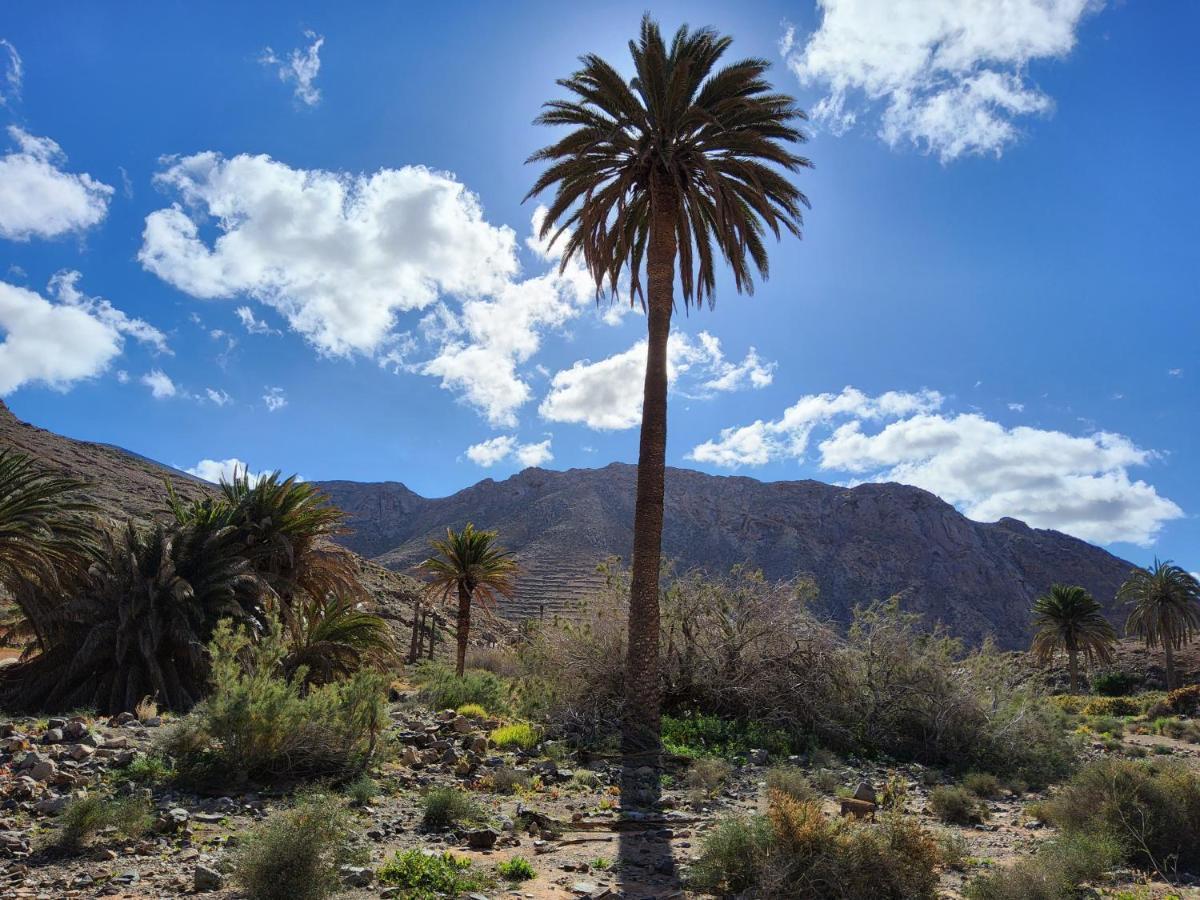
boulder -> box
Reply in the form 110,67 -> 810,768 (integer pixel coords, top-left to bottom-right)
194,865 -> 224,892
853,781 -> 877,804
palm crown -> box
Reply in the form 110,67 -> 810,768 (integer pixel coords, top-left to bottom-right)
1120,559 -> 1200,688
526,14 -> 811,308
1030,583 -> 1116,691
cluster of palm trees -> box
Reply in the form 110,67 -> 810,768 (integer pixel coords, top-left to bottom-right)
1031,562 -> 1200,692
0,449 -> 394,714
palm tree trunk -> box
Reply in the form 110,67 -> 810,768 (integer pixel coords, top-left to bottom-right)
408,598 -> 421,663
1164,642 -> 1176,691
623,178 -> 677,757
455,582 -> 472,677
1067,644 -> 1078,694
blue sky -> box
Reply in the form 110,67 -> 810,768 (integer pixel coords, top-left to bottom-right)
0,1 -> 1195,570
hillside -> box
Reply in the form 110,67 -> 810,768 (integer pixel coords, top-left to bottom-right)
317,464 -> 1138,648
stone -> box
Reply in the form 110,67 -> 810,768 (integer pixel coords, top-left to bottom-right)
15,750 -> 47,771
34,795 -> 68,815
68,744 -> 94,761
29,760 -> 57,782
463,827 -> 499,849
401,746 -> 423,767
63,720 -> 88,740
450,716 -> 473,733
340,865 -> 373,887
47,717 -> 67,730
853,781 -> 877,804
748,748 -> 770,766
42,728 -> 64,744
100,736 -> 129,750
193,864 -> 223,892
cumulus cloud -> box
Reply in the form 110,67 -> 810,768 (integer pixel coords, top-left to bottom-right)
260,30 -> 324,106
235,305 -> 278,335
139,152 -> 520,357
691,386 -> 1181,546
262,386 -> 287,411
0,39 -> 21,107
141,369 -> 176,399
0,127 -> 113,240
185,458 -> 265,486
0,276 -> 163,395
783,0 -> 1101,161
465,435 -> 553,468
204,387 -> 232,406
539,332 -> 779,431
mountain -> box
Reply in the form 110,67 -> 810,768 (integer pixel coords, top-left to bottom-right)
316,464 -> 1138,649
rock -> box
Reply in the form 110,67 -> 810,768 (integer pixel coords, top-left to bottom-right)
28,759 -> 57,782
340,865 -> 373,887
157,808 -> 190,832
853,781 -> 877,804
15,750 -> 47,771
571,882 -> 601,896
748,748 -> 770,766
450,716 -> 473,733
62,720 -> 88,740
68,744 -> 94,761
34,795 -> 68,815
100,736 -> 129,750
401,746 -> 423,767
463,828 -> 499,849
47,717 -> 67,730
194,865 -> 223,892
42,728 -> 64,744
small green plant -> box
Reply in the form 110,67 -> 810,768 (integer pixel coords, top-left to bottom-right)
571,770 -> 602,790
231,793 -> 360,900
930,785 -> 985,825
343,774 -> 379,807
590,856 -> 612,870
487,767 -> 533,794
455,703 -> 488,718
122,753 -> 173,785
497,855 -> 536,881
961,772 -> 1002,799
937,829 -> 970,870
662,712 -> 793,759
1091,671 -> 1140,696
413,662 -> 509,713
421,787 -> 483,830
53,794 -> 151,851
964,831 -> 1121,899
378,849 -> 492,897
765,766 -> 814,801
490,722 -> 539,750
686,757 -> 732,796
1084,714 -> 1125,738
687,814 -> 775,895
880,770 -> 910,810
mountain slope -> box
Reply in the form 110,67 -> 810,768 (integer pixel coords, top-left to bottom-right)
316,463 -> 1138,648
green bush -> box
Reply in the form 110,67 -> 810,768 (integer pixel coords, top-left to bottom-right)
690,792 -> 939,899
231,793 -> 361,900
686,757 -> 732,796
930,785 -> 984,825
1081,696 -> 1139,717
455,703 -> 488,718
122,753 -> 174,785
1091,671 -> 1140,697
413,662 -> 508,713
490,722 -> 539,750
421,787 -> 483,830
1085,714 -> 1125,737
965,831 -> 1121,899
497,855 -> 535,881
487,767 -> 533,794
1157,717 -> 1200,743
377,849 -> 492,897
53,794 -> 151,851
663,712 -> 794,759
343,774 -> 379,806
165,619 -> 388,785
1041,757 -> 1200,875
962,772 -> 1002,799
766,766 -> 815,801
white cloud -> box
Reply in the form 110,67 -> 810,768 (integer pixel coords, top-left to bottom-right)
692,386 -> 1181,546
1008,402 -> 1025,412
465,435 -> 553,468
139,152 -> 520,357
262,386 -> 287,411
141,369 -> 176,399
260,30 -> 324,106
539,332 -> 776,431
185,458 -> 265,486
1168,368 -> 1182,377
47,270 -> 169,355
115,369 -> 129,384
0,127 -> 113,240
0,39 -> 21,106
783,0 -> 1100,161
234,305 -> 278,335
204,387 -> 232,406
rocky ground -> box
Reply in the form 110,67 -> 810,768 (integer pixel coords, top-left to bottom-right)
3,695 -> 1199,899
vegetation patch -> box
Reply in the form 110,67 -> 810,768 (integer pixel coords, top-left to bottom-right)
377,849 -> 492,898
965,831 -> 1121,899
421,787 -> 484,830
51,794 -> 151,852
455,702 -> 488,718
930,785 -> 986,825
496,855 -> 536,881
413,662 -> 509,714
490,722 -> 539,750
765,766 -> 816,802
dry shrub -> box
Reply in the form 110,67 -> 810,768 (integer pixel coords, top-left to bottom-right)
465,646 -> 523,679
685,757 -> 732,796
965,831 -> 1122,900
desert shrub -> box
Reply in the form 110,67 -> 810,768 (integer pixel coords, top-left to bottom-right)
1092,671 -> 1141,696
1048,694 -> 1087,714
965,831 -> 1121,900
53,794 -> 151,851
962,772 -> 1002,798
497,855 -> 535,881
490,722 -> 539,750
1157,718 -> 1200,743
378,849 -> 492,896
231,793 -> 361,900
422,787 -> 483,830
122,753 -> 174,785
487,767 -> 533,794
1148,684 -> 1200,718
1082,696 -> 1139,717
1041,757 -> 1200,875
455,703 -> 488,719
343,774 -> 379,806
571,770 -> 602,790
766,766 -> 815,801
880,770 -> 910,810
1085,714 -> 1125,737
686,757 -> 732,796
464,646 -> 523,679
164,619 -> 388,785
413,662 -> 509,713
662,712 -> 793,759
688,814 -> 775,895
930,785 -> 984,825
937,829 -> 970,870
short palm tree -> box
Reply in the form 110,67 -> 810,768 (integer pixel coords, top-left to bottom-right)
1120,560 -> 1200,690
527,15 -> 810,754
1029,584 -> 1117,693
420,524 -> 517,677
282,594 -> 396,689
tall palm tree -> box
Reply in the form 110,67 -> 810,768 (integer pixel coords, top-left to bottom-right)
1120,560 -> 1200,690
1029,584 -> 1117,693
419,523 -> 517,677
526,15 -> 810,752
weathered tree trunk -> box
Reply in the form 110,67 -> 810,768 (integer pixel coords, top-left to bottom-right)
1165,642 -> 1177,690
455,582 -> 473,677
427,616 -> 436,660
408,597 -> 421,663
1067,640 -> 1079,694
622,178 -> 676,757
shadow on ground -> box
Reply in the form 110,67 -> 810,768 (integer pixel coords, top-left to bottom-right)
614,753 -> 684,899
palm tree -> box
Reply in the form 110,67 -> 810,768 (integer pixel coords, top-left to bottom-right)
420,524 -> 517,677
1029,584 -> 1117,692
282,594 -> 396,689
1120,560 -> 1200,690
526,15 -> 810,752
